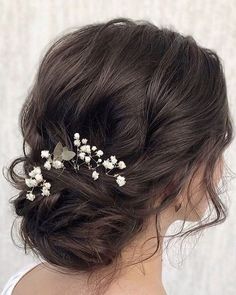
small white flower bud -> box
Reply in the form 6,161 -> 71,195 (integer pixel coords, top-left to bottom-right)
41,150 -> 50,159
34,167 -> 41,174
103,160 -> 114,169
44,161 -> 52,170
85,156 -> 91,163
29,166 -> 42,178
108,162 -> 114,169
52,160 -> 64,169
116,175 -> 126,186
29,170 -> 36,178
74,139 -> 81,146
80,145 -> 87,152
85,145 -> 91,153
25,178 -> 37,188
91,146 -> 97,151
26,192 -> 35,201
35,173 -> 43,183
82,138 -> 88,144
92,171 -> 99,180
110,156 -> 117,164
102,160 -> 109,169
79,152 -> 85,160
74,133 -> 80,139
118,161 -> 126,169
41,187 -> 50,196
44,182 -> 51,189
96,150 -> 103,157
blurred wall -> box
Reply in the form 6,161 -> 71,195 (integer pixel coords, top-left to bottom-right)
0,1 -> 235,294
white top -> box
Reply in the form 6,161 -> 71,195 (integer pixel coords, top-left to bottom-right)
1,262 -> 41,295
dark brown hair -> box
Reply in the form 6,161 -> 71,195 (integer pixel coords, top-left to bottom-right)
5,17 -> 234,293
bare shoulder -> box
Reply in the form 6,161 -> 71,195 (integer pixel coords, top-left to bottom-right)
11,262 -> 87,295
11,262 -> 167,295
12,263 -> 49,295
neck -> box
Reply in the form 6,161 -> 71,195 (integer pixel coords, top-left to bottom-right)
43,211 -> 172,295
102,213 -> 171,295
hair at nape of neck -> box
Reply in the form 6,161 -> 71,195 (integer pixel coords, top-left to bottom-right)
24,132 -> 127,201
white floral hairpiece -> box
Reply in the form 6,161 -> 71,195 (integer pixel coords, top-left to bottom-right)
25,132 -> 127,201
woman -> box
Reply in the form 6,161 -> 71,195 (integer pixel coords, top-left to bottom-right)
2,17 -> 234,295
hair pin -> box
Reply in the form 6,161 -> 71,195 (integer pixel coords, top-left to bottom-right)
25,132 -> 127,201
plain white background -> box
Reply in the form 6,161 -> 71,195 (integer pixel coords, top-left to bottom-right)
0,1 -> 235,294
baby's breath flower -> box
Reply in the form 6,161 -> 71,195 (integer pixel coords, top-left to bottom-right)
96,150 -> 103,157
110,156 -> 117,164
29,170 -> 36,178
41,187 -> 50,196
109,162 -> 114,169
116,175 -> 126,186
118,161 -> 126,169
29,166 -> 42,178
52,160 -> 64,169
85,145 -> 91,153
80,145 -> 91,153
74,139 -> 81,146
80,145 -> 87,152
25,178 -> 37,188
35,173 -> 43,183
102,160 -> 114,170
44,161 -> 52,170
92,171 -> 99,180
41,150 -> 50,159
85,156 -> 91,163
81,138 -> 88,144
43,182 -> 51,189
34,167 -> 41,174
91,146 -> 97,151
26,192 -> 35,201
102,160 -> 109,169
74,133 -> 80,139
79,152 -> 85,160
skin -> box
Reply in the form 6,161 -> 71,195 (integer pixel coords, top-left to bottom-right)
12,158 -> 224,295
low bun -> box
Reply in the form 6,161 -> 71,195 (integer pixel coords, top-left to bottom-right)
7,152 -> 145,272
24,197 -> 140,272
